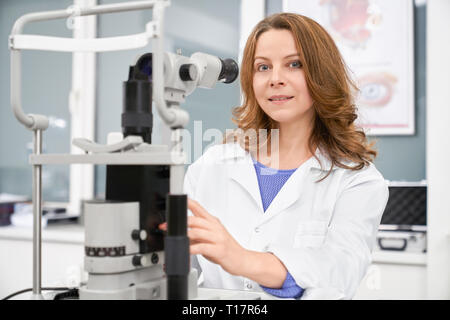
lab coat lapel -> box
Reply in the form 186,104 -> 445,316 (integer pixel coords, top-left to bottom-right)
260,150 -> 335,224
224,144 -> 336,221
228,154 -> 264,212
261,159 -> 311,222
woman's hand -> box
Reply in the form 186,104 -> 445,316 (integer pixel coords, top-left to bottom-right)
159,199 -> 248,276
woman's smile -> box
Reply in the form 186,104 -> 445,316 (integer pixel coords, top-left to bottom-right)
268,95 -> 295,105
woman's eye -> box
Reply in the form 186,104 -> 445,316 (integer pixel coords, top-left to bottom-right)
257,64 -> 269,72
289,61 -> 302,68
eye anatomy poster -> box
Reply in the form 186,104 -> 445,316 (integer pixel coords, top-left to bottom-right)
283,0 -> 415,135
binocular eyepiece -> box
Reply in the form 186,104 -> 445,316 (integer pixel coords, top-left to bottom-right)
122,52 -> 239,143
131,52 -> 239,84
132,53 -> 153,80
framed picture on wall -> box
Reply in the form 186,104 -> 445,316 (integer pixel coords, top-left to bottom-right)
283,0 -> 415,135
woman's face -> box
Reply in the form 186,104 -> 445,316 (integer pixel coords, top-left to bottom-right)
253,29 -> 314,126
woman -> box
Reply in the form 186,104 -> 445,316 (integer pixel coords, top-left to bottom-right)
160,13 -> 388,299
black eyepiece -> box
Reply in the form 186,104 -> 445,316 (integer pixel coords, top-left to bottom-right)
123,53 -> 154,143
133,53 -> 153,81
218,58 -> 239,83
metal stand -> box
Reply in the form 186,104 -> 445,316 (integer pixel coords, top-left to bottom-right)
31,129 -> 44,299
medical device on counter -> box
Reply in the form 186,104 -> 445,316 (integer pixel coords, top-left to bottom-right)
376,181 -> 427,253
8,0 -> 242,300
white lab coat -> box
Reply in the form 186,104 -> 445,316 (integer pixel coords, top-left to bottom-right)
184,142 -> 389,299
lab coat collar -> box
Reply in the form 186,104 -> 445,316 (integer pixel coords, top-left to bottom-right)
223,143 -> 337,222
219,142 -> 337,172
227,153 -> 265,213
309,147 -> 337,172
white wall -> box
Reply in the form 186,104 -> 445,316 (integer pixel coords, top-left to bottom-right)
426,0 -> 450,299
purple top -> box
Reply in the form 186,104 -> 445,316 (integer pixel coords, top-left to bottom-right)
253,160 -> 305,299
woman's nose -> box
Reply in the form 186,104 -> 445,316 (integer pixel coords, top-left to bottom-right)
270,79 -> 285,87
269,68 -> 285,87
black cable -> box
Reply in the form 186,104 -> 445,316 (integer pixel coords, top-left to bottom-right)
53,288 -> 79,300
2,287 -> 72,300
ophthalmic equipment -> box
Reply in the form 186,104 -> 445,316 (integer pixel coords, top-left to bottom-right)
8,0 -> 246,300
76,51 -> 238,300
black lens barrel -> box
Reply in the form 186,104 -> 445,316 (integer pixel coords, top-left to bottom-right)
122,54 -> 154,143
165,194 -> 189,300
219,58 -> 239,83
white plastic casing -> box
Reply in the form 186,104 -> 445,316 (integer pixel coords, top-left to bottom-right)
84,201 -> 140,255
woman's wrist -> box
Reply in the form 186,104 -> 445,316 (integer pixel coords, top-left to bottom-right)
237,249 -> 287,288
237,248 -> 254,277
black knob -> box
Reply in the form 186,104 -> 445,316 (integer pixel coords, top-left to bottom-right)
151,253 -> 159,264
131,229 -> 147,241
179,64 -> 196,81
131,230 -> 139,240
132,255 -> 148,267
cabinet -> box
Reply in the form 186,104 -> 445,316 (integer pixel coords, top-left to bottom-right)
0,224 -> 428,300
354,251 -> 427,299
0,224 -> 85,299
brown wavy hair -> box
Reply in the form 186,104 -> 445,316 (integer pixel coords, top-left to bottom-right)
228,12 -> 376,180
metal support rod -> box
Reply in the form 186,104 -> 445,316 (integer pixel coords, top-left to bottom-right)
170,128 -> 185,194
165,194 -> 189,300
31,129 -> 44,299
10,0 -> 168,131
10,0 -> 161,35
170,128 -> 183,154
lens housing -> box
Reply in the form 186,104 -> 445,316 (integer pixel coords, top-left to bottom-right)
135,53 -> 153,80
218,58 -> 239,83
122,53 -> 153,143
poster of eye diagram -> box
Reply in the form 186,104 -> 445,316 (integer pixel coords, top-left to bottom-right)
283,0 -> 415,135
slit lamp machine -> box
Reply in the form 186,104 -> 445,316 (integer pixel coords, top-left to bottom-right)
7,0 -> 252,300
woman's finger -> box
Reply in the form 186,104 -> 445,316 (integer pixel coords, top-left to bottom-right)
188,199 -> 216,221
158,222 -> 167,230
190,242 -> 216,257
187,228 -> 217,244
189,239 -> 200,245
159,216 -> 211,231
188,216 -> 212,230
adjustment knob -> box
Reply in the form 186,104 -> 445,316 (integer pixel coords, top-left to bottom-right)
131,229 -> 148,241
151,253 -> 159,264
179,64 -> 197,81
132,255 -> 149,267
